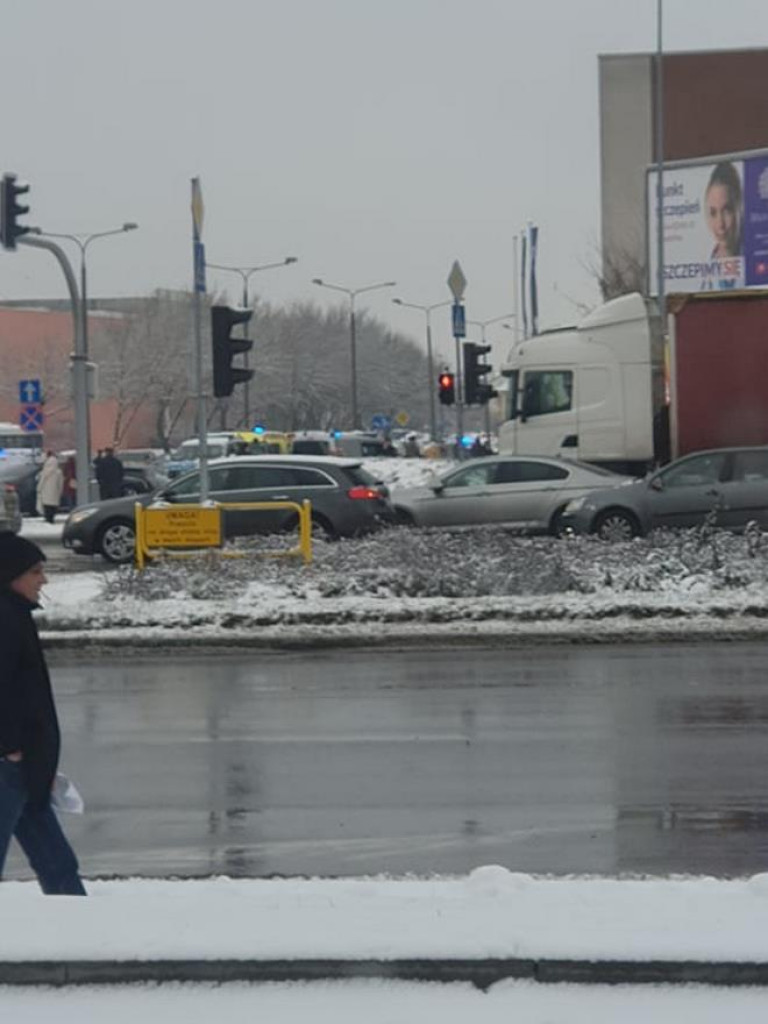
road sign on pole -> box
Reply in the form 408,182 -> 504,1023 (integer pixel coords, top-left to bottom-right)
19,404 -> 44,431
447,260 -> 467,301
18,379 -> 41,404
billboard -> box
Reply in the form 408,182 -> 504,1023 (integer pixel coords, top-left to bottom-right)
647,150 -> 768,294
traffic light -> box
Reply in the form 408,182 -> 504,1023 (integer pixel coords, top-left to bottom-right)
211,305 -> 254,398
0,174 -> 30,251
438,371 -> 455,406
463,341 -> 496,405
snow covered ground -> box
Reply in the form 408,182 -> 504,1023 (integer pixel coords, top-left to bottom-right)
7,979 -> 768,1022
33,519 -> 768,645
6,869 -> 768,963
6,871 -> 768,1016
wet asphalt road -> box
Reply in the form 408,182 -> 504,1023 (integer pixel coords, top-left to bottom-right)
7,643 -> 768,881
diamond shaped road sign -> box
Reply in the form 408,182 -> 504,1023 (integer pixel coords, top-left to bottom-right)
447,260 -> 467,301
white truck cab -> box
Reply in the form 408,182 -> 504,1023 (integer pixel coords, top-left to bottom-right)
498,293 -> 666,475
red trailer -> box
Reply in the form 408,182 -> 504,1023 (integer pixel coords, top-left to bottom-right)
670,290 -> 768,458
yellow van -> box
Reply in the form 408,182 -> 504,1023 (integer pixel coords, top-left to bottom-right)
232,430 -> 292,455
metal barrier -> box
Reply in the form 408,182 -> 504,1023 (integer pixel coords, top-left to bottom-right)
134,499 -> 313,570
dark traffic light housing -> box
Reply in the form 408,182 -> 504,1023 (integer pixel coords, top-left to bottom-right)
0,174 -> 30,251
211,305 -> 254,398
438,371 -> 455,406
463,341 -> 496,405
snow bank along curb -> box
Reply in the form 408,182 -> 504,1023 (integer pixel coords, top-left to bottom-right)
4,957 -> 768,989
5,871 -> 768,986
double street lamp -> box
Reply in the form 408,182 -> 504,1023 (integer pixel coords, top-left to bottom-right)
38,222 -> 138,500
207,256 -> 298,425
42,223 -> 139,362
392,298 -> 451,441
312,278 -> 396,430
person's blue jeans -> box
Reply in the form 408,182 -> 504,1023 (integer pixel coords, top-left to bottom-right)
0,760 -> 86,895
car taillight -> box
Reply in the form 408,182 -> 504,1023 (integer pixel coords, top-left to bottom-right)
347,485 -> 382,501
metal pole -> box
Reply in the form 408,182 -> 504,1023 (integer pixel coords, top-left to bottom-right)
242,272 -> 250,428
350,294 -> 358,430
512,234 -> 521,342
454,325 -> 464,456
655,0 -> 665,330
194,287 -> 208,501
425,309 -> 437,441
19,236 -> 90,507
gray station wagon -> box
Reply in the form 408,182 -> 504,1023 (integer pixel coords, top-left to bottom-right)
62,455 -> 394,563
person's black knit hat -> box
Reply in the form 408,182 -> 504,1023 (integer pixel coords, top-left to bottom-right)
0,532 -> 46,586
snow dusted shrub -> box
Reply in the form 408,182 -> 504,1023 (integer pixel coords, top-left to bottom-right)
99,524 -> 768,604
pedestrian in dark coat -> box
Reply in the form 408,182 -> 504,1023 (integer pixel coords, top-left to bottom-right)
96,446 -> 124,501
0,533 -> 86,894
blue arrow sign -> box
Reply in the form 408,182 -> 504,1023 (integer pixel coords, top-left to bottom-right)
18,379 -> 41,404
370,414 -> 391,432
19,404 -> 44,432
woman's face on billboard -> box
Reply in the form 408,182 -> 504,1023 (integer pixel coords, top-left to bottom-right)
706,183 -> 737,254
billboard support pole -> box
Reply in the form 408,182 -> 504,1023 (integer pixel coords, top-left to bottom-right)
655,0 -> 665,330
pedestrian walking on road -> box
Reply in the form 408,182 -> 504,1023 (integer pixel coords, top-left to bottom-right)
95,446 -> 124,501
0,534 -> 87,895
36,451 -> 63,523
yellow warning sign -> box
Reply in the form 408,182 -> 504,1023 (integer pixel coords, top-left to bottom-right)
143,506 -> 222,548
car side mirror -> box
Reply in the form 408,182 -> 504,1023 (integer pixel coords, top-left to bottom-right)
649,476 -> 664,492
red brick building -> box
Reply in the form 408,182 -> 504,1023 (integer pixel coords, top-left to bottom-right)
0,305 -> 159,451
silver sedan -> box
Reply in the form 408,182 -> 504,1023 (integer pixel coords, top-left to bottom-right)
391,456 -> 630,534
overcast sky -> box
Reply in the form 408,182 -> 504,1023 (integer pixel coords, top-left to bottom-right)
3,0 -> 768,362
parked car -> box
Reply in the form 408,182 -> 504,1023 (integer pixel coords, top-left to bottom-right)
62,455 -> 395,563
119,450 -> 170,496
0,459 -> 39,517
166,435 -> 234,478
391,456 -> 630,533
561,447 -> 768,541
290,431 -> 335,457
332,432 -> 391,458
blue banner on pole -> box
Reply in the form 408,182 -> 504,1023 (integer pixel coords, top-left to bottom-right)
194,240 -> 206,294
451,302 -> 466,338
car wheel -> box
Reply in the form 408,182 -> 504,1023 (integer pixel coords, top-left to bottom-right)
593,508 -> 640,542
394,507 -> 416,526
549,506 -> 568,537
310,513 -> 337,541
97,518 -> 136,564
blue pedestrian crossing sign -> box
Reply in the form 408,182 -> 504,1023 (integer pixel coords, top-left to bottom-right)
20,404 -> 44,431
370,414 -> 391,432
18,379 -> 41,404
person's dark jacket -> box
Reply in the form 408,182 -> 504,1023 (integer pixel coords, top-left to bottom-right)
0,589 -> 60,808
96,453 -> 124,499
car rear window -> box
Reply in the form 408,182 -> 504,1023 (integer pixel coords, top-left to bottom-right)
342,466 -> 379,487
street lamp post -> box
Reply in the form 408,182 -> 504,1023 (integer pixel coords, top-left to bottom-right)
207,257 -> 297,427
38,222 -> 138,499
312,278 -> 396,430
392,298 -> 451,441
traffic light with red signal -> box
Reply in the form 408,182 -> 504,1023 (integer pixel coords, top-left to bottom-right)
438,371 -> 456,406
